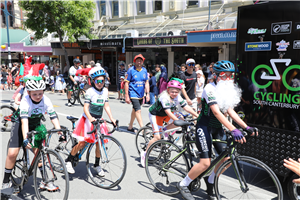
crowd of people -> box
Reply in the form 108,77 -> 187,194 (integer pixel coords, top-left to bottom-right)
2,54 -> 299,200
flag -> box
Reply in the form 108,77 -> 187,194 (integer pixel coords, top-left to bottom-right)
19,63 -> 24,76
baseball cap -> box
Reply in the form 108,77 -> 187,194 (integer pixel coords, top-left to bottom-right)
186,58 -> 195,65
133,54 -> 145,63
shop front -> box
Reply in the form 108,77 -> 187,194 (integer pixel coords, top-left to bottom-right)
186,28 -> 237,64
130,36 -> 188,77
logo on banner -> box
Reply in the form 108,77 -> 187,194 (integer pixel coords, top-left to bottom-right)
247,28 -> 267,35
276,40 -> 290,51
271,21 -> 292,35
296,22 -> 300,31
245,41 -> 272,51
294,40 -> 300,49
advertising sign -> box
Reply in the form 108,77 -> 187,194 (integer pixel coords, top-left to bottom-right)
236,1 -> 300,132
133,36 -> 186,47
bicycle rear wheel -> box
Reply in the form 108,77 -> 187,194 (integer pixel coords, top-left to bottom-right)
86,135 -> 127,189
145,140 -> 189,196
7,142 -> 27,187
78,89 -> 85,106
69,89 -> 76,105
215,156 -> 283,200
0,105 -> 15,132
46,129 -> 75,173
135,126 -> 153,155
33,149 -> 69,200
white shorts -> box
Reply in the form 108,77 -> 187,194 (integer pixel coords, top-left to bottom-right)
149,113 -> 173,135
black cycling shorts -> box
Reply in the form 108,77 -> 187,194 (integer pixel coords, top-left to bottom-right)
68,80 -> 75,91
8,120 -> 23,148
195,123 -> 212,159
131,98 -> 143,111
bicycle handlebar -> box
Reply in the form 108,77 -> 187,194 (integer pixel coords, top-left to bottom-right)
225,127 -> 259,142
87,119 -> 119,135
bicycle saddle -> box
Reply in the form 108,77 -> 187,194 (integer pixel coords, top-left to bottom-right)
67,116 -> 79,123
174,120 -> 193,127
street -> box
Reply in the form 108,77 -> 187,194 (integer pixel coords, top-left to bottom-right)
0,90 -> 288,200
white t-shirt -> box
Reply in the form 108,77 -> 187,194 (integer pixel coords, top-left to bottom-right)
19,95 -> 57,129
149,91 -> 187,116
196,76 -> 205,92
69,66 -> 82,82
84,87 -> 109,118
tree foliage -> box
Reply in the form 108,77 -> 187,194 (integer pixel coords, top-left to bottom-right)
19,1 -> 96,67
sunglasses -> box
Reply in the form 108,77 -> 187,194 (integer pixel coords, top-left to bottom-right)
188,63 -> 195,67
94,79 -> 104,84
218,72 -> 235,81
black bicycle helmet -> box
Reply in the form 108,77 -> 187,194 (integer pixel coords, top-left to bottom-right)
73,58 -> 81,64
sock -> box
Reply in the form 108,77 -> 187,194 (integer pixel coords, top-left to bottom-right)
208,171 -> 215,184
3,168 -> 12,183
180,175 -> 193,187
39,166 -> 44,179
94,157 -> 100,167
68,99 -> 71,103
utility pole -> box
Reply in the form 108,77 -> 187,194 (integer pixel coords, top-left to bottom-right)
4,0 -> 12,69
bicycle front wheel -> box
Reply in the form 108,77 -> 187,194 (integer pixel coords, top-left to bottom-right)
86,135 -> 127,189
135,126 -> 153,155
145,140 -> 189,196
46,130 -> 75,173
0,105 -> 15,132
33,149 -> 69,200
78,89 -> 85,106
215,156 -> 283,200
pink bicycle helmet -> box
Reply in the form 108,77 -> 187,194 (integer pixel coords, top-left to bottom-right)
167,80 -> 182,90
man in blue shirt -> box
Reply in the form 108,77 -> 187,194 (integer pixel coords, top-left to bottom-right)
125,54 -> 150,132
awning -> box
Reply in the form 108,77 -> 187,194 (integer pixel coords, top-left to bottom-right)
1,28 -> 31,46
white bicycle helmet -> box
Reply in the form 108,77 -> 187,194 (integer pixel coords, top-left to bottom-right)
26,76 -> 46,91
88,66 -> 106,79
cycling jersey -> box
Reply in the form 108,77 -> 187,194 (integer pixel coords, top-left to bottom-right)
149,92 -> 187,116
19,95 -> 57,130
125,66 -> 148,99
84,87 -> 108,119
69,66 -> 82,81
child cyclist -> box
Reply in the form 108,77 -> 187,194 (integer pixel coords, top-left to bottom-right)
65,66 -> 117,175
176,60 -> 258,200
140,80 -> 198,167
2,76 -> 62,192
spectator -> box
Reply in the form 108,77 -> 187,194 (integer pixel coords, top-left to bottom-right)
158,66 -> 168,94
195,64 -> 202,72
55,65 -> 64,93
178,64 -> 186,76
207,62 -> 214,83
284,158 -> 300,184
180,58 -> 197,111
11,63 -> 19,87
154,64 -> 161,82
103,66 -> 110,89
49,76 -> 55,92
89,60 -> 95,68
149,71 -> 158,105
120,76 -> 125,101
196,70 -> 205,113
125,54 -> 149,132
7,69 -> 12,90
0,67 -> 8,90
117,62 -> 127,100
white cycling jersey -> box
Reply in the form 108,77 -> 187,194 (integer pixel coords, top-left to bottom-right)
84,87 -> 109,118
69,66 -> 82,82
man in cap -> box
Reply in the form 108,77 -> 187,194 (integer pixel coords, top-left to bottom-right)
180,58 -> 197,112
125,54 -> 150,132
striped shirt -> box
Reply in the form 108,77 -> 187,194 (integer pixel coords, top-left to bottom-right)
118,68 -> 127,83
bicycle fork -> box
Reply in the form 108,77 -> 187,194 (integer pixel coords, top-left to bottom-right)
231,154 -> 249,193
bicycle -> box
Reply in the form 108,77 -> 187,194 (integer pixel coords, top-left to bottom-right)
66,81 -> 85,106
9,129 -> 69,200
0,105 -> 15,132
135,112 -> 195,155
145,120 -> 283,200
47,116 -> 127,189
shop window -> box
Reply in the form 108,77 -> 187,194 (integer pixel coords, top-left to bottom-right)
154,0 -> 162,11
113,1 -> 118,16
8,4 -> 13,27
123,1 -> 128,16
188,1 -> 198,7
138,0 -> 145,14
100,1 -> 106,17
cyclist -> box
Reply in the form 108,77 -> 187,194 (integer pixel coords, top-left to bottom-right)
2,76 -> 62,192
65,66 -> 117,175
140,80 -> 198,167
177,60 -> 258,200
67,58 -> 82,107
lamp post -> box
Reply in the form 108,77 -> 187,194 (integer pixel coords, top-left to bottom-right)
4,0 -> 12,69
